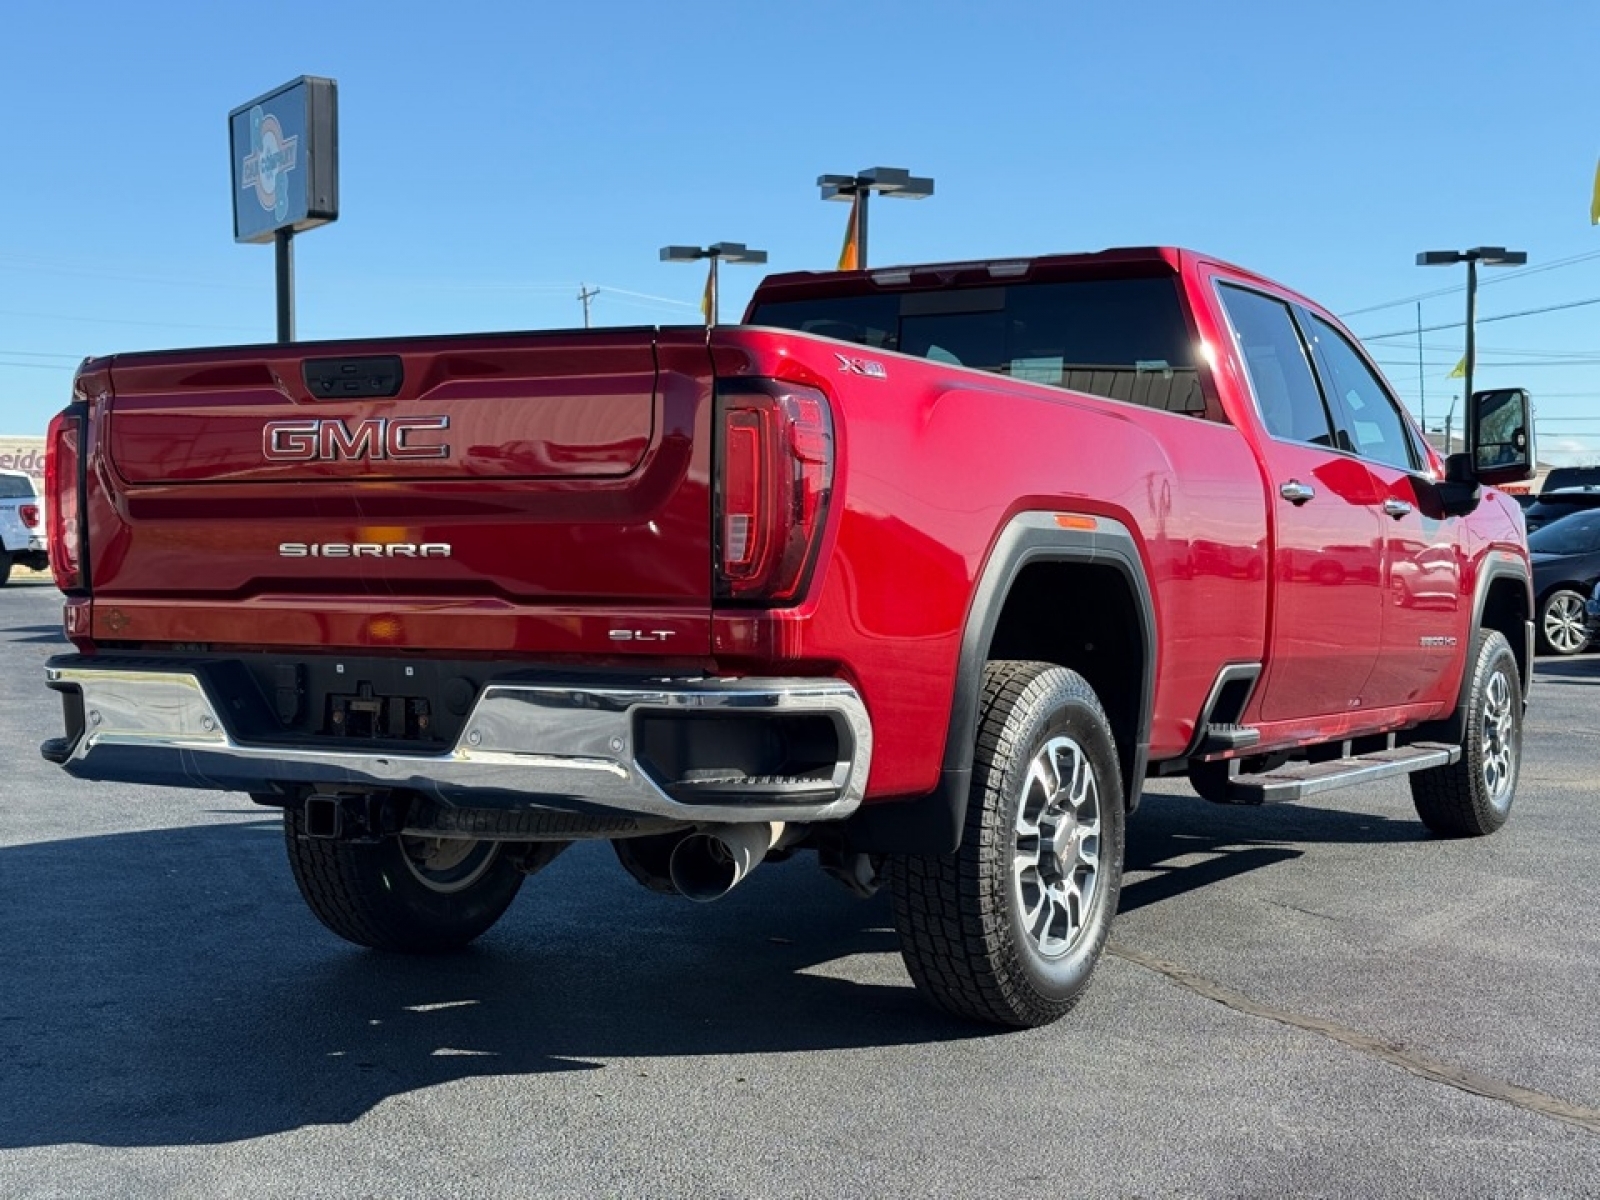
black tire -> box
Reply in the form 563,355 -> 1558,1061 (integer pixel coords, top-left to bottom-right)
1537,588 -> 1590,656
888,661 -> 1126,1028
283,807 -> 525,951
1410,630 -> 1522,837
0,552 -> 11,587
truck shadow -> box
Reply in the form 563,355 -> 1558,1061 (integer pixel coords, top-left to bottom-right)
1121,788 -> 1427,913
0,793 -> 1417,1150
0,821 -> 954,1150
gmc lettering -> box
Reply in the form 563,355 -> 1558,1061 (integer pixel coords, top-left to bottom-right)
263,417 -> 450,462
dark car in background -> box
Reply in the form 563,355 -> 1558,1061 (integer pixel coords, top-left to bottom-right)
1523,487 -> 1600,533
1542,466 -> 1600,492
1530,508 -> 1600,654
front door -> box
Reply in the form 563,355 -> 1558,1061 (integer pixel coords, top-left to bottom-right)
1298,310 -> 1464,709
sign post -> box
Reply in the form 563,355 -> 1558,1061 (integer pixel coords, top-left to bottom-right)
229,77 -> 339,342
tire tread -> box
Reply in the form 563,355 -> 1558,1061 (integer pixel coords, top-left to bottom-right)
889,661 -> 1122,1027
1410,631 -> 1520,838
282,808 -> 521,951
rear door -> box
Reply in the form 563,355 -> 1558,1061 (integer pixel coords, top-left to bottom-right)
90,328 -> 717,656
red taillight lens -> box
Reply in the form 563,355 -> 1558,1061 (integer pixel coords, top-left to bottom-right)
715,381 -> 834,603
46,407 -> 84,592
19,504 -> 39,529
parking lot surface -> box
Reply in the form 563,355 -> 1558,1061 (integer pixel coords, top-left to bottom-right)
2,581 -> 1598,1198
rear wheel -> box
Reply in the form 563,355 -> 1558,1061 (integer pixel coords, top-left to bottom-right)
1410,630 -> 1521,837
1538,589 -> 1589,656
0,552 -> 11,587
283,807 -> 525,951
888,661 -> 1125,1028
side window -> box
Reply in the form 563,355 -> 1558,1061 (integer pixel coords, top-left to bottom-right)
1217,285 -> 1334,446
1304,314 -> 1418,472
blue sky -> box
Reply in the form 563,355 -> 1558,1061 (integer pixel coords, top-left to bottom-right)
2,0 -> 1597,459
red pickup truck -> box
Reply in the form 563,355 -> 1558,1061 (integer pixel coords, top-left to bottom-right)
40,247 -> 1535,1028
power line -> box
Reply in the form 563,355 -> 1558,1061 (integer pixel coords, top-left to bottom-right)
1372,358 -> 1600,369
1357,295 -> 1600,342
1339,249 -> 1600,318
0,307 -> 258,333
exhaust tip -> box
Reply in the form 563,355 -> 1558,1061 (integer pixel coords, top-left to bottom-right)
668,823 -> 783,902
669,834 -> 742,902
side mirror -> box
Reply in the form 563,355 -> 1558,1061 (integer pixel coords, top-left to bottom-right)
1468,387 -> 1535,486
1433,452 -> 1481,518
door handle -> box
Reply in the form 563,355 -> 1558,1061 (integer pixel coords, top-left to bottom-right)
1279,480 -> 1315,505
1383,498 -> 1414,519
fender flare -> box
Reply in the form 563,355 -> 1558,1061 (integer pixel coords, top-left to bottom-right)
1419,550 -> 1533,746
845,511 -> 1157,855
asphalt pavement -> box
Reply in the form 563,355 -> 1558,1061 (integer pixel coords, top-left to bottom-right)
2,579 -> 1598,1198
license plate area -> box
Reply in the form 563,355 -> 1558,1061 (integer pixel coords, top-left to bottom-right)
325,683 -> 434,740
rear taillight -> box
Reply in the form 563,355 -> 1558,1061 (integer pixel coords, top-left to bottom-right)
46,406 -> 85,592
19,504 -> 39,529
715,380 -> 834,603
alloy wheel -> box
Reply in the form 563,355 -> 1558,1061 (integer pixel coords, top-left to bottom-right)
1543,592 -> 1589,655
1012,734 -> 1102,959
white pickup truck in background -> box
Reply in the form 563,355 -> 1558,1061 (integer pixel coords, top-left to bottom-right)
0,470 -> 47,586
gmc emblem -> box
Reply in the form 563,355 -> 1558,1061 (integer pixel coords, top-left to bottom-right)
263,416 -> 451,462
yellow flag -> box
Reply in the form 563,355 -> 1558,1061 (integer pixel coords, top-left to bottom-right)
837,195 -> 860,270
1591,157 -> 1600,225
699,269 -> 714,322
1448,356 -> 1466,379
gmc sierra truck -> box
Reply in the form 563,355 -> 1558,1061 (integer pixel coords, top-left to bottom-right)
0,469 -> 47,585
39,247 -> 1535,1028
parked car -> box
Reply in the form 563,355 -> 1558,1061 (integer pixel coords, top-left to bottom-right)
1541,467 -> 1600,493
1529,508 -> 1600,654
1523,487 -> 1600,533
0,470 -> 47,586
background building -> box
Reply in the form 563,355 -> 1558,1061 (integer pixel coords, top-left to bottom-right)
0,436 -> 45,490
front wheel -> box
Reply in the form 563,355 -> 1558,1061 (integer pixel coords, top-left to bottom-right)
888,661 -> 1126,1028
283,807 -> 525,951
1538,589 -> 1590,656
1410,630 -> 1522,837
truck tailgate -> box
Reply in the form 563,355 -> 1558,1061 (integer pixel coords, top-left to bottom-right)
83,328 -> 717,657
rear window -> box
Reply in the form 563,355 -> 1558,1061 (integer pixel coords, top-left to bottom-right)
1526,494 -> 1600,524
748,277 -> 1214,418
1528,508 -> 1600,554
1541,467 -> 1600,494
0,474 -> 35,499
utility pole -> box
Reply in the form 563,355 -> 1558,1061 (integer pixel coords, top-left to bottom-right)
1416,301 -> 1426,437
578,284 -> 600,328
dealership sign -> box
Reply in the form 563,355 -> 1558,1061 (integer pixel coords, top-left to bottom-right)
0,436 -> 45,487
228,77 -> 338,244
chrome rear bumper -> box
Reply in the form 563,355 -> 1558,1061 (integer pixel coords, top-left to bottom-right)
43,661 -> 872,825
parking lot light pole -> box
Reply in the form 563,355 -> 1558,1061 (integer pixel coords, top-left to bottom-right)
818,167 -> 934,269
1416,246 -> 1528,453
660,242 -> 768,326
